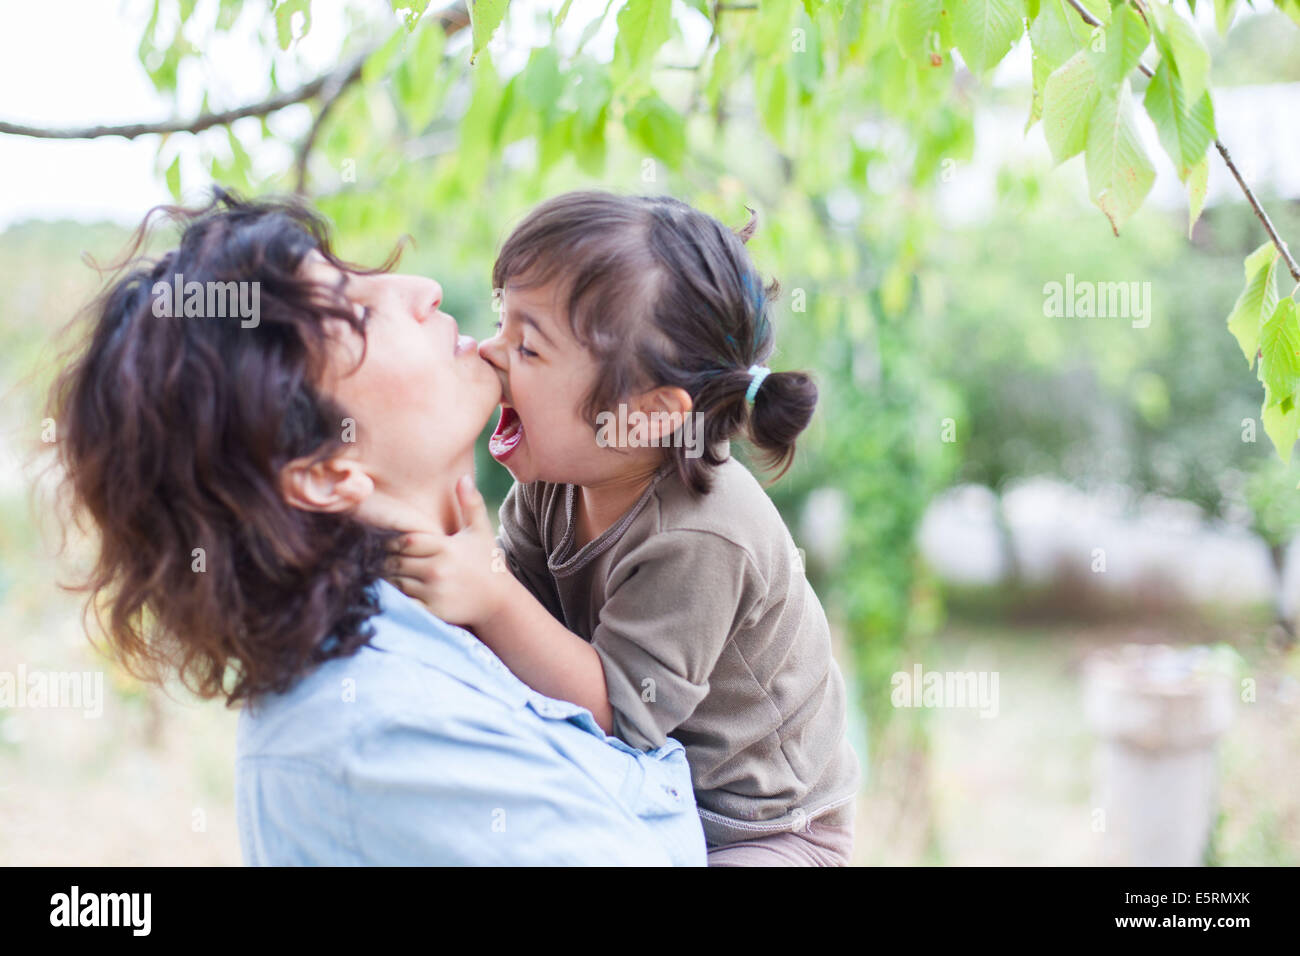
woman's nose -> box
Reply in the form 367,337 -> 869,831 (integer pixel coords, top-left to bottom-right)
403,275 -> 442,320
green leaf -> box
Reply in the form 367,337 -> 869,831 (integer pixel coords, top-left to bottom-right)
216,0 -> 240,30
520,45 -> 563,115
575,0 -> 615,55
1226,242 -> 1280,367
1185,155 -> 1209,237
1030,0 -> 1096,66
1042,50 -> 1099,164
1084,81 -> 1156,235
948,0 -> 1024,75
1259,297 -> 1300,406
893,0 -> 945,61
572,59 -> 612,128
1088,2 -> 1147,94
573,103 -> 607,175
394,21 -> 448,131
624,94 -> 685,167
164,154 -> 181,201
274,0 -> 311,51
490,74 -> 521,148
756,0 -> 798,61
538,112 -> 572,171
362,27 -> 408,86
469,0 -> 509,65
791,12 -> 823,99
553,0 -> 575,29
226,127 -> 252,180
1152,5 -> 1210,104
1262,389 -> 1298,463
1214,0 -> 1238,34
1027,0 -> 1099,128
1142,57 -> 1215,179
453,56 -> 502,182
613,0 -> 672,78
756,61 -> 790,145
395,0 -> 431,31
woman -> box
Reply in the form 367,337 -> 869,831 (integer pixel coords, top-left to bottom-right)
51,189 -> 705,865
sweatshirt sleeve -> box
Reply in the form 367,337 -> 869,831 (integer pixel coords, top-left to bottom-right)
590,529 -> 766,752
496,481 -> 565,624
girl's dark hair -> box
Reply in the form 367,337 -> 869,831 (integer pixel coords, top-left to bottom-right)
49,187 -> 401,705
492,191 -> 817,493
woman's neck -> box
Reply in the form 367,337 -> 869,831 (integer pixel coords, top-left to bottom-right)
368,450 -> 479,537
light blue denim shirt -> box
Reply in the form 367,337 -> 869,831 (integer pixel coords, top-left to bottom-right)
236,579 -> 706,866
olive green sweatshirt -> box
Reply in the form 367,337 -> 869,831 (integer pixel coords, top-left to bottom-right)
495,450 -> 860,846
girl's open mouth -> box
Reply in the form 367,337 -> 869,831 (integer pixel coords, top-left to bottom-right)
489,404 -> 524,461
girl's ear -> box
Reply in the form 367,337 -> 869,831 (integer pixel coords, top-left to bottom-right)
631,386 -> 695,445
280,454 -> 375,514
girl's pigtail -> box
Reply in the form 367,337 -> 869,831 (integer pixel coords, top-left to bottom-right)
747,369 -> 818,478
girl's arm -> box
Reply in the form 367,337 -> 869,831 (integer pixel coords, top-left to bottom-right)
476,576 -> 614,734
385,475 -> 615,734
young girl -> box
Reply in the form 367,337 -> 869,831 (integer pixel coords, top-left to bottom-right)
385,192 -> 860,866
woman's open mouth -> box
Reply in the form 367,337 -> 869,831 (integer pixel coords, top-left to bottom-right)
489,404 -> 524,461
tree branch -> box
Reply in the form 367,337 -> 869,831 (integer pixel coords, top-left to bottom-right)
0,1 -> 470,143
293,65 -> 356,194
0,53 -> 369,141
1064,0 -> 1300,281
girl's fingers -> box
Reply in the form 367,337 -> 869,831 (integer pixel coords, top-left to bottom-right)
454,474 -> 492,535
355,492 -> 438,533
388,531 -> 445,558
386,555 -> 443,580
385,571 -> 432,597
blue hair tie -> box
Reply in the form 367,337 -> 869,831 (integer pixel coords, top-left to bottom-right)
746,364 -> 771,405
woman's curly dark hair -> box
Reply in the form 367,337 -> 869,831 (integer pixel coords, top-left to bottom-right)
49,188 -> 402,705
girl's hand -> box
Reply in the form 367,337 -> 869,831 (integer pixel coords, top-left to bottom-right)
381,476 -> 515,627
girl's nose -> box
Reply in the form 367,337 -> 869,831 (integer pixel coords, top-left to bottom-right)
478,331 -> 507,371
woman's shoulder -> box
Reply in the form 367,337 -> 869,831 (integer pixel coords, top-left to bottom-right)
236,583 -> 523,762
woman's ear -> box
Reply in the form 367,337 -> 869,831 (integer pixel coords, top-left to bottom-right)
280,454 -> 375,514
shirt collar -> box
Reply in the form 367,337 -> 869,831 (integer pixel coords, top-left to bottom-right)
365,578 -> 640,751
364,578 -> 530,707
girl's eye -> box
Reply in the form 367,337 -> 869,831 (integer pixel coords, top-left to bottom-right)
495,319 -> 537,358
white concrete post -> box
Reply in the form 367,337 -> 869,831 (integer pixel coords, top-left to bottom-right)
1083,644 -> 1235,866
